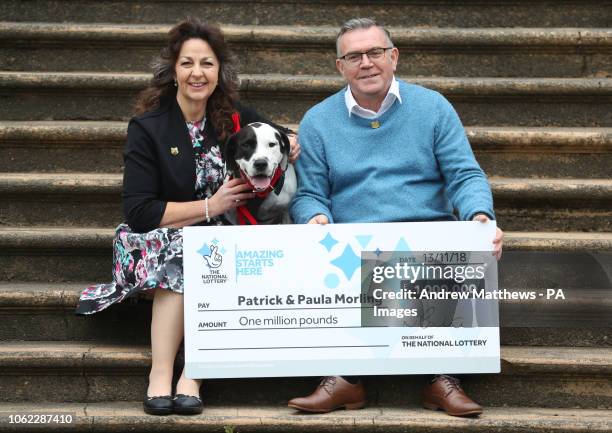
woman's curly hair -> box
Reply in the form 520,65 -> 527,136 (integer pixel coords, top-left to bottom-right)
134,17 -> 239,141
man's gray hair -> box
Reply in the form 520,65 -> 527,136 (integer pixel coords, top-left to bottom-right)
336,18 -> 393,57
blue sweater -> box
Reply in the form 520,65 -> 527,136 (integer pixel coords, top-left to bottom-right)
290,80 -> 494,224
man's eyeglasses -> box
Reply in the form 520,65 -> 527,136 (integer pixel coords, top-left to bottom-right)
338,47 -> 393,67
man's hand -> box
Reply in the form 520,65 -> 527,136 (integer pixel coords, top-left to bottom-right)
308,214 -> 329,225
472,213 -> 503,260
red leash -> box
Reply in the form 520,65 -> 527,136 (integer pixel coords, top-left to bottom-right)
231,113 -> 241,133
236,204 -> 258,225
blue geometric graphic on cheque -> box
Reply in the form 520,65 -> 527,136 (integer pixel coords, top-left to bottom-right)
319,232 -> 339,252
374,247 -> 383,257
324,273 -> 340,289
220,247 -> 227,255
355,234 -> 373,249
196,242 -> 212,257
395,237 -> 411,252
330,244 -> 361,280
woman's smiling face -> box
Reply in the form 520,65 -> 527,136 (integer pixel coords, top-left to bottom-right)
175,38 -> 220,109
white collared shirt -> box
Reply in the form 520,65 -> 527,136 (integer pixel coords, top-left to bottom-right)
344,77 -> 402,119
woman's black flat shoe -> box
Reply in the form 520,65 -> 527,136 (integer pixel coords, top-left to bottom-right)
173,394 -> 203,415
143,395 -> 173,415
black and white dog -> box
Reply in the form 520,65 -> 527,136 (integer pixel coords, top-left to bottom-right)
223,122 -> 296,224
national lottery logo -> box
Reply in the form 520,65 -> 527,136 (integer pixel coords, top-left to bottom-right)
197,239 -> 224,269
196,238 -> 228,284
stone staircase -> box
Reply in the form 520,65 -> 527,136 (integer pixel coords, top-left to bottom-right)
0,1 -> 611,431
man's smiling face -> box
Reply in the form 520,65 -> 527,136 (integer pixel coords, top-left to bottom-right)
336,26 -> 399,111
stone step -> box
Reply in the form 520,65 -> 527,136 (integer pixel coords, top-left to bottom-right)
0,226 -> 610,289
490,177 -> 612,232
504,232 -> 612,251
0,173 -> 610,230
0,227 -> 112,282
1,282 -> 610,345
468,126 -> 612,179
1,0 -> 609,27
0,404 -> 611,433
1,72 -> 611,126
2,23 -> 611,77
0,342 -> 611,409
1,122 -> 610,177
0,173 -> 122,228
0,121 -> 125,173
0,282 -> 151,343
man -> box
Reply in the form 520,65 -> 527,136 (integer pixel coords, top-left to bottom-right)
289,18 -> 503,417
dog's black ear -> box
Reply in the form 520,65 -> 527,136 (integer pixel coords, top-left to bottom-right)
275,129 -> 291,170
223,132 -> 240,177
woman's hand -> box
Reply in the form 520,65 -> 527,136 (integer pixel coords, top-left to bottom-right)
158,179 -> 254,228
288,134 -> 301,164
208,178 -> 255,216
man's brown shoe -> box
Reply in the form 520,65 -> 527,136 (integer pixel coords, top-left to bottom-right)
422,375 -> 483,417
288,376 -> 366,413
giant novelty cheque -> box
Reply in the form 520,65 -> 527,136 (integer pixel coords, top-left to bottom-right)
183,221 -> 500,378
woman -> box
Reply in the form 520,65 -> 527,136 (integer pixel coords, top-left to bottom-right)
75,17 -> 298,416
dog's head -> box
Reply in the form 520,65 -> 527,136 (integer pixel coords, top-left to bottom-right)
223,122 -> 291,191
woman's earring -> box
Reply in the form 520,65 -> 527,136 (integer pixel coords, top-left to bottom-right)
174,79 -> 178,87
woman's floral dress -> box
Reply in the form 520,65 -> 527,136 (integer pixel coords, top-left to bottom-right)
76,119 -> 225,314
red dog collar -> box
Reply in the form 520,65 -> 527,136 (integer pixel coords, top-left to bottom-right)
233,166 -> 285,225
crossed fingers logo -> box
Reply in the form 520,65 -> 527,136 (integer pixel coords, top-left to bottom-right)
197,240 -> 223,269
